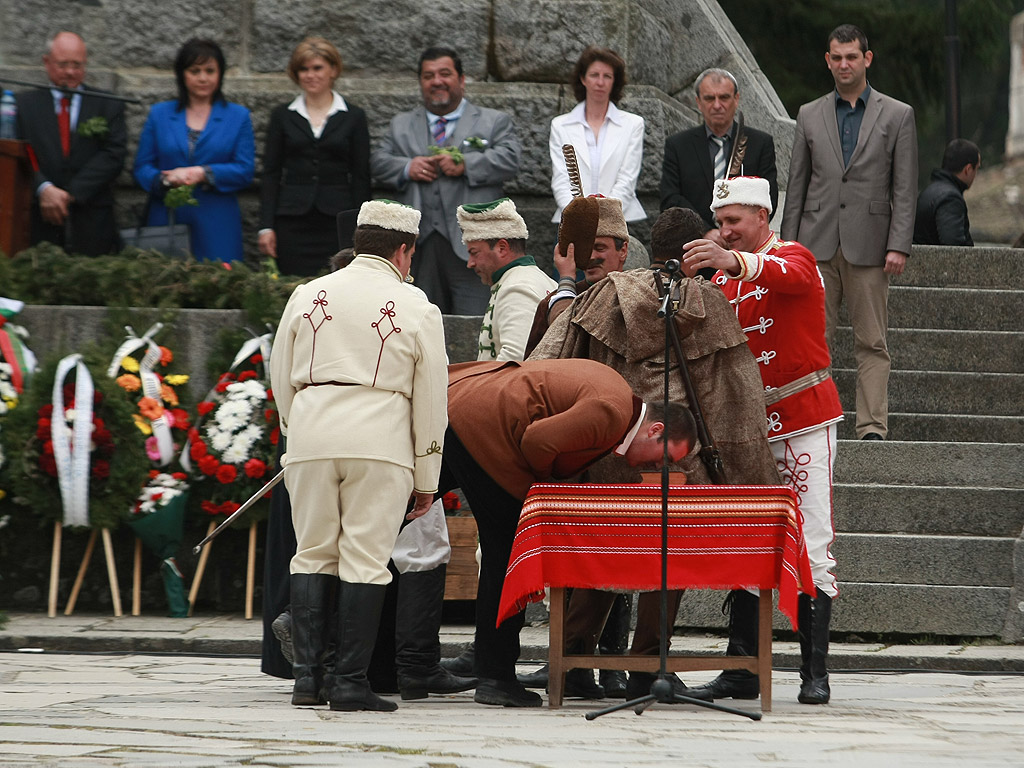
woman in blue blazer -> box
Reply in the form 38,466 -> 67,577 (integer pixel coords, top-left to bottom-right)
133,39 -> 255,263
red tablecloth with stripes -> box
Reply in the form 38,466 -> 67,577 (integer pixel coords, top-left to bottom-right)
497,483 -> 814,629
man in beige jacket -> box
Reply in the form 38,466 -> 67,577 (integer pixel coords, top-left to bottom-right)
270,199 -> 449,713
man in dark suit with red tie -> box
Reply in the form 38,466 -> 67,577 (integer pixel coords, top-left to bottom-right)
16,31 -> 127,256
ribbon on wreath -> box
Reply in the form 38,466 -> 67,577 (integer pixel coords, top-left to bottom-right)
51,354 -> 94,528
107,324 -> 175,466
0,297 -> 38,394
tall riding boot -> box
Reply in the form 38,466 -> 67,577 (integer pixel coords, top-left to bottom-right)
327,581 -> 398,712
367,566 -> 400,695
289,573 -> 335,706
686,590 -> 760,700
598,593 -> 632,698
440,642 -> 476,676
798,589 -> 832,704
395,564 -> 478,700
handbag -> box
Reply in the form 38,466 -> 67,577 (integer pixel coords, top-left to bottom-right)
120,201 -> 192,260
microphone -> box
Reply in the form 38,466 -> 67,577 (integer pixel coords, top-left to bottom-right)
663,258 -> 681,276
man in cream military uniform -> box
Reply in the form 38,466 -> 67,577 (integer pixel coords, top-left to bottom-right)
457,198 -> 556,363
270,199 -> 448,713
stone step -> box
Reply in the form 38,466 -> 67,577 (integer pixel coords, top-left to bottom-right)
835,412 -> 1024,443
842,286 -> 1024,331
899,245 -> 1024,290
832,328 -> 1024,373
833,369 -> 1024,417
833,484 -> 1024,537
677,583 -> 1011,638
831,533 -> 1015,587
832,440 -> 1024,488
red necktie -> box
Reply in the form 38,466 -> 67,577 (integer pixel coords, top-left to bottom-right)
432,117 -> 447,146
58,97 -> 71,157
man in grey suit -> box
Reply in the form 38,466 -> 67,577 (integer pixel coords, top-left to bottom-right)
782,24 -> 917,441
371,47 -> 522,315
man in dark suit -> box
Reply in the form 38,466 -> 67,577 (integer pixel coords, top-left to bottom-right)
782,24 -> 918,441
659,68 -> 777,251
16,31 -> 127,257
371,46 -> 521,315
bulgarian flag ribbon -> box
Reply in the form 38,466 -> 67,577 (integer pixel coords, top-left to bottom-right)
51,354 -> 95,528
0,297 -> 37,394
108,324 -> 175,466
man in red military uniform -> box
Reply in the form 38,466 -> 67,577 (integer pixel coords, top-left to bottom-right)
680,175 -> 843,705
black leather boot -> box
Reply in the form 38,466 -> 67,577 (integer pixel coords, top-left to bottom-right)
395,565 -> 478,700
272,608 -> 293,666
327,581 -> 398,712
289,573 -> 335,706
625,671 -> 713,702
798,590 -> 832,704
440,642 -> 476,676
598,593 -> 631,698
516,662 -> 549,689
687,590 -> 761,700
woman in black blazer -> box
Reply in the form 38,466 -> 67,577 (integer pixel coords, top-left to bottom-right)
258,37 -> 371,276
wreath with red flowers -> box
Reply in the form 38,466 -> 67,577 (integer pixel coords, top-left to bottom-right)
0,355 -> 150,530
187,352 -> 278,526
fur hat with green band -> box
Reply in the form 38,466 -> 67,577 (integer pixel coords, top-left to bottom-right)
457,198 -> 529,245
357,199 -> 421,235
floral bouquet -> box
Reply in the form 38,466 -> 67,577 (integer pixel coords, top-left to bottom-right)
187,338 -> 278,527
0,353 -> 149,530
129,471 -> 190,617
0,297 -> 39,507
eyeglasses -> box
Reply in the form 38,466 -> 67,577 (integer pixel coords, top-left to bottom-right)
50,60 -> 86,71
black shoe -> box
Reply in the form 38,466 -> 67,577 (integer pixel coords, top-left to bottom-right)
860,432 -> 884,440
563,668 -> 605,699
399,667 -> 478,700
625,672 -> 714,702
440,642 -> 475,676
474,678 -> 543,707
516,663 -> 549,689
685,671 -> 760,700
600,669 -> 628,699
798,676 -> 831,705
272,609 -> 294,666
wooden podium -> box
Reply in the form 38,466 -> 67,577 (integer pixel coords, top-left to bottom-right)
0,138 -> 33,258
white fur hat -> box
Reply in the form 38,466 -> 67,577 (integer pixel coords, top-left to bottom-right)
709,176 -> 772,213
457,198 -> 529,244
357,199 -> 421,235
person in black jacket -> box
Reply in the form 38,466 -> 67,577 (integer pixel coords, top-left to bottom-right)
659,68 -> 777,246
258,37 -> 371,276
914,139 -> 980,247
16,31 -> 127,257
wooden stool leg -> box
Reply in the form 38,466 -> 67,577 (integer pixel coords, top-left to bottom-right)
101,528 -> 122,617
758,590 -> 773,712
548,587 -> 566,708
64,529 -> 98,616
188,521 -> 216,617
48,522 -> 62,618
244,522 -> 257,620
132,538 -> 143,616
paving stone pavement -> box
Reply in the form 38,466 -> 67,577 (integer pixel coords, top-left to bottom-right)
2,613 -> 1024,767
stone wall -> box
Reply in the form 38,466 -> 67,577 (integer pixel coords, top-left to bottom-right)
0,0 -> 794,263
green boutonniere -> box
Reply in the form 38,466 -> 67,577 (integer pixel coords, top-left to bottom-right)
164,184 -> 199,210
77,116 -> 109,140
463,136 -> 488,151
429,145 -> 464,165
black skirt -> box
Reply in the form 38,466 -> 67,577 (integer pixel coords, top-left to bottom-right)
274,210 -> 338,277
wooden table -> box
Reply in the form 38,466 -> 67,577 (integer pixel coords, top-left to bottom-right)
497,483 -> 814,711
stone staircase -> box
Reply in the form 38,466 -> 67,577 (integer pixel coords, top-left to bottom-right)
680,245 -> 1024,641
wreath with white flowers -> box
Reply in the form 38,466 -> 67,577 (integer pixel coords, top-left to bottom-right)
187,339 -> 278,526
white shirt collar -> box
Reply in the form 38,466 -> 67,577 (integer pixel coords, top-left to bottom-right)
614,402 -> 646,456
288,90 -> 348,119
565,100 -> 624,126
427,98 -> 466,125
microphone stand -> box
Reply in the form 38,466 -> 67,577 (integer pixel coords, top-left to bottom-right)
586,259 -> 760,721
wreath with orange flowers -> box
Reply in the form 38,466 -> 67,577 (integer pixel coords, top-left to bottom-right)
187,351 -> 278,526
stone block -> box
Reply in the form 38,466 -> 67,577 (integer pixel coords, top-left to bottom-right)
0,0 -> 245,70
834,441 -> 1024,489
833,369 -> 1024,418
250,0 -> 492,78
858,286 -> 1024,331
832,328 -> 1024,374
832,533 -> 1015,588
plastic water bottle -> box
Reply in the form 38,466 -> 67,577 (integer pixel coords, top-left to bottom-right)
0,90 -> 16,139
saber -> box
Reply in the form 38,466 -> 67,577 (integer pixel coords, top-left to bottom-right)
191,468 -> 285,554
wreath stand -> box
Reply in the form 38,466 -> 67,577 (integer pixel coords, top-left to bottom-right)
49,522 -> 123,618
187,520 -> 259,619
